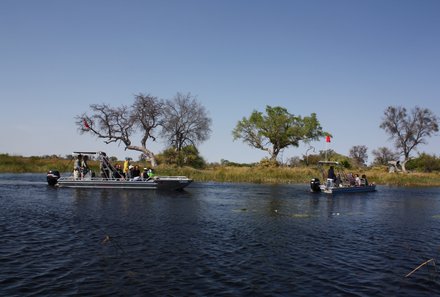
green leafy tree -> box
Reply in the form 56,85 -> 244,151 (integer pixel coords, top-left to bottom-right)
158,145 -> 206,168
232,106 -> 327,162
406,153 -> 440,172
380,106 -> 439,172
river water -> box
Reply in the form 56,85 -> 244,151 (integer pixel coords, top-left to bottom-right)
1,173 -> 440,296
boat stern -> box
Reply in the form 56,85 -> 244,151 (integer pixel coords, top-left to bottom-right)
47,170 -> 60,186
310,178 -> 321,192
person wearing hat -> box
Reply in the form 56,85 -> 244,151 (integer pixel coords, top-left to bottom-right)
127,164 -> 134,179
142,167 -> 149,179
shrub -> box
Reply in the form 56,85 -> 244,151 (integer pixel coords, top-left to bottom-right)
406,153 -> 440,172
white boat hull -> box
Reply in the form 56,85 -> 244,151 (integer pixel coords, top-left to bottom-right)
56,176 -> 192,191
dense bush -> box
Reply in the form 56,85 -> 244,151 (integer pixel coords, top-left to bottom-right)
258,157 -> 281,168
303,152 -> 352,169
406,153 -> 440,172
157,145 -> 207,168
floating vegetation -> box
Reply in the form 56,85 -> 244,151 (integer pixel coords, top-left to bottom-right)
343,212 -> 364,217
289,213 -> 311,218
273,209 -> 312,219
405,258 -> 437,278
101,235 -> 111,244
232,208 -> 249,212
101,234 -> 126,254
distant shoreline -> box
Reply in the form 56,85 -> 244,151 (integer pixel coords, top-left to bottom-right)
1,154 -> 440,187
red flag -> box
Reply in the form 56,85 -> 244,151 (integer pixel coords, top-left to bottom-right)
83,118 -> 90,129
325,135 -> 331,143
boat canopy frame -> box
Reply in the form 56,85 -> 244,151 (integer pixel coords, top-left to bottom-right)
316,160 -> 352,187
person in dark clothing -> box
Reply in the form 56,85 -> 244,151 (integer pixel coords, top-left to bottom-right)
132,165 -> 141,178
142,168 -> 149,179
361,174 -> 369,186
327,166 -> 336,180
113,164 -> 124,179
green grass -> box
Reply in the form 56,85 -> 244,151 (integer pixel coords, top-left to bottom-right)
155,165 -> 440,187
0,154 -> 100,173
365,168 -> 440,187
155,165 -> 317,184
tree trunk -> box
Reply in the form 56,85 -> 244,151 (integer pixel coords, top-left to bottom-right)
270,145 -> 280,162
401,159 -> 408,173
126,145 -> 157,167
270,153 -> 278,162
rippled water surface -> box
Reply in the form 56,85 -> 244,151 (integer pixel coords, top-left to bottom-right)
1,174 -> 440,296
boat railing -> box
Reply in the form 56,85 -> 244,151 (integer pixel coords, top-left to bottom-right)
58,176 -> 146,182
58,175 -> 192,182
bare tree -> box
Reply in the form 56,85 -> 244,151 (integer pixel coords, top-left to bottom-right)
76,94 -> 163,167
380,106 -> 439,172
161,92 -> 212,154
349,145 -> 368,166
132,94 -> 164,150
372,147 -> 400,166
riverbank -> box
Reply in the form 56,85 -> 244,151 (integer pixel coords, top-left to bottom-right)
158,166 -> 440,187
1,154 -> 440,187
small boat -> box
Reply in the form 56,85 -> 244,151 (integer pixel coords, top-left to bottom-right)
47,151 -> 193,191
310,161 -> 376,195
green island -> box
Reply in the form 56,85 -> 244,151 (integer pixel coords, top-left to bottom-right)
2,153 -> 440,187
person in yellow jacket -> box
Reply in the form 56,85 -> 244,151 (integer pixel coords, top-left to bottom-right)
123,158 -> 129,178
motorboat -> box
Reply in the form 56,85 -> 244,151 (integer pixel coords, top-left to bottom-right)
53,175 -> 192,190
46,151 -> 193,191
310,161 -> 376,195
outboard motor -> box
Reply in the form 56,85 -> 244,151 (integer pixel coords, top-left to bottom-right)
47,170 -> 60,186
310,178 -> 321,192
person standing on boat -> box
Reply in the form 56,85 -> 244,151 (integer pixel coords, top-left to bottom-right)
327,166 -> 336,180
127,165 -> 134,179
123,158 -> 129,177
74,154 -> 82,180
81,155 -> 90,178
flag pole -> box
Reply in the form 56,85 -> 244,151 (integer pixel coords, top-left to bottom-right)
325,135 -> 331,161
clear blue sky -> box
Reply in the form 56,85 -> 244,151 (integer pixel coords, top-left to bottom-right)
1,0 -> 439,164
